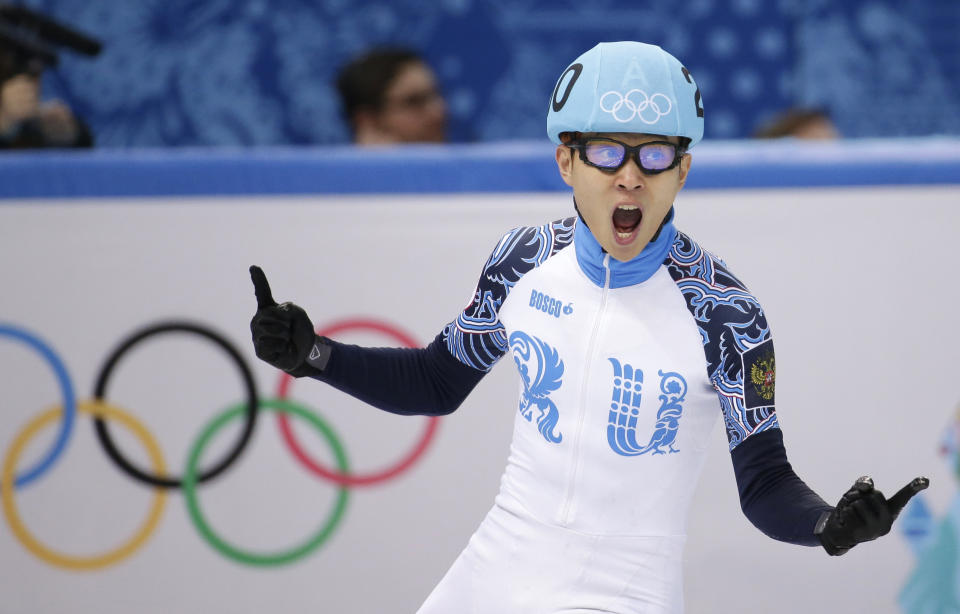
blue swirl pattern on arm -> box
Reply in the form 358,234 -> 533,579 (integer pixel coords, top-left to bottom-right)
443,217 -> 575,371
665,231 -> 779,450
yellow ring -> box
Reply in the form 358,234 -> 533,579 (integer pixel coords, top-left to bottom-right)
1,400 -> 167,570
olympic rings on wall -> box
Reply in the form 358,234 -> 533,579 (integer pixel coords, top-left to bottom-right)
183,399 -> 349,567
0,325 -> 76,489
0,317 -> 437,570
276,319 -> 441,487
2,401 -> 168,570
93,321 -> 259,489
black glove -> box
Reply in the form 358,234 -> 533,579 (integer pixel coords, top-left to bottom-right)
249,265 -> 329,377
815,476 -> 929,556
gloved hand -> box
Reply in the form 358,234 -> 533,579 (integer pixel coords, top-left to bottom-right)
249,265 -> 327,377
815,476 -> 929,556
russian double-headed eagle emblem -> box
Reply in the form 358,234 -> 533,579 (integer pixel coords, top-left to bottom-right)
750,355 -> 776,401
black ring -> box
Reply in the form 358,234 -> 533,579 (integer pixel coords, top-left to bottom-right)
93,321 -> 259,489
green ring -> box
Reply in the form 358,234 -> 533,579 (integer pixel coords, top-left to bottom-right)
183,398 -> 349,566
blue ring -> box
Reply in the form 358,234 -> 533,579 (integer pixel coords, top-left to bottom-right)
0,324 -> 76,489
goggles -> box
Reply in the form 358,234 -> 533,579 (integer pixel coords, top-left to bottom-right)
568,137 -> 685,174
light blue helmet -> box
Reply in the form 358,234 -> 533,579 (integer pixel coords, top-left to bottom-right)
547,41 -> 704,148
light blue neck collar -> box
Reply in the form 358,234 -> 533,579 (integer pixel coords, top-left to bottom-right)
573,207 -> 676,289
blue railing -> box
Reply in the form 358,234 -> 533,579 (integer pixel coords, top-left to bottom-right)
1,138 -> 958,199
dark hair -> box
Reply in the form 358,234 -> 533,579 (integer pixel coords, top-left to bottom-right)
753,108 -> 833,139
335,47 -> 424,124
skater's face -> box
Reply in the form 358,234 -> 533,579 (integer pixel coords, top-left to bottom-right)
555,132 -> 690,262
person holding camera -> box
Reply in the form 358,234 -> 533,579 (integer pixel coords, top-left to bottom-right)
0,4 -> 99,150
0,53 -> 92,149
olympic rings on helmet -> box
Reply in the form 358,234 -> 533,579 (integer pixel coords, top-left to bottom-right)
0,317 -> 435,570
599,89 -> 673,124
0,324 -> 76,489
275,319 -> 441,487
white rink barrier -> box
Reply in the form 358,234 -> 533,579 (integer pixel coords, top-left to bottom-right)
1,140 -> 959,614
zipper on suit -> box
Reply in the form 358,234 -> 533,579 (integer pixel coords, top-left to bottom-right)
559,253 -> 611,525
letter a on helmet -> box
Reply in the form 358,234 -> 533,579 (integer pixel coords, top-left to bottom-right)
547,41 -> 704,148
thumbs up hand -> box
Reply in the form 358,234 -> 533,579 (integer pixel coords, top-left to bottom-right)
249,265 -> 321,376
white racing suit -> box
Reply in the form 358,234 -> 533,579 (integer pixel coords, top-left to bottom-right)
312,213 -> 830,613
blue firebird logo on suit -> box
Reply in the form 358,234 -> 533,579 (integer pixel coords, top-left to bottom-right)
607,358 -> 687,456
509,331 -> 564,443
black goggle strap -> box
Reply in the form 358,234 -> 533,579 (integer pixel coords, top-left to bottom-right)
650,205 -> 674,241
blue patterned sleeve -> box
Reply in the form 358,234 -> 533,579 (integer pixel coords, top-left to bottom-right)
665,231 -> 779,450
442,217 -> 576,372
667,231 -> 832,545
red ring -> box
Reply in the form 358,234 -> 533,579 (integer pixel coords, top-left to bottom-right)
276,318 -> 441,487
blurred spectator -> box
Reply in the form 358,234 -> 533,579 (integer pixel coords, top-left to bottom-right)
0,50 -> 93,149
336,47 -> 448,145
753,108 -> 839,140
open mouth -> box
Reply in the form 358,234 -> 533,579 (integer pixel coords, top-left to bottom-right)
612,205 -> 642,244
